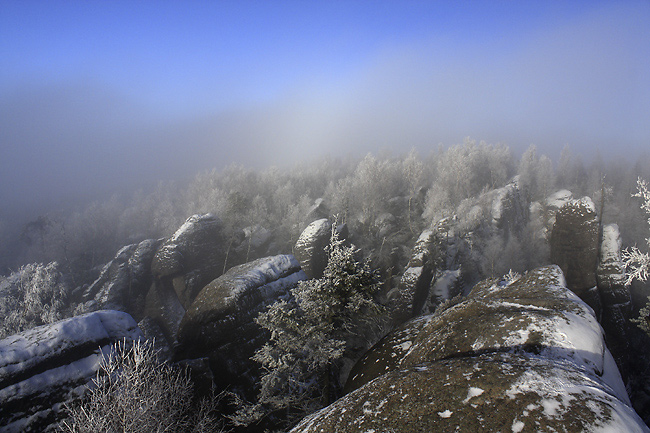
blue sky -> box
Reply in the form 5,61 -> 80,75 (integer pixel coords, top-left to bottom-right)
1,1 -> 649,211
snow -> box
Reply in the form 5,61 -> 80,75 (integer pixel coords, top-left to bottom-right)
437,410 -> 453,418
0,310 -> 144,432
601,224 -> 622,261
224,254 -> 305,302
462,387 -> 484,403
431,270 -> 460,301
504,362 -> 648,433
0,310 -> 142,377
511,420 -> 525,432
546,190 -> 573,209
296,219 -> 330,245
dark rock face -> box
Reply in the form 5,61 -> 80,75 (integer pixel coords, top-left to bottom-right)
550,197 -> 600,312
597,223 -> 633,379
306,266 -> 648,433
151,214 -> 224,309
81,238 -> 161,320
175,254 -> 306,397
0,310 -> 143,432
294,219 -> 332,279
388,230 -> 437,325
489,177 -> 528,235
146,214 -> 224,342
344,314 -> 430,394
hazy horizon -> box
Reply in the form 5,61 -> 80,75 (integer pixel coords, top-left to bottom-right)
2,1 -> 649,216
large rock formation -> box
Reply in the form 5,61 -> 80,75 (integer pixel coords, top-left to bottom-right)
80,238 -> 161,320
294,266 -> 647,432
175,254 -> 306,397
388,230 -> 437,325
597,223 -> 633,379
488,176 -> 528,235
294,218 -> 332,279
388,219 -> 462,326
0,310 -> 143,432
146,214 -> 224,341
550,196 -> 601,314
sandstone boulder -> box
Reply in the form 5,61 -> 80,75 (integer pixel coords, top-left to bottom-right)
0,310 -> 143,432
550,197 -> 600,313
294,353 -> 648,433
175,254 -> 306,397
324,266 -> 646,433
294,219 -> 332,279
388,230 -> 436,325
81,238 -> 161,320
146,214 -> 224,342
597,223 -> 633,379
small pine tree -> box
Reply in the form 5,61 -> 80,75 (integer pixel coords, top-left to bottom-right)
236,221 -> 384,428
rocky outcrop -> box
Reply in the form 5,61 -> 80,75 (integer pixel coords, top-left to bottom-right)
294,219 -> 332,279
0,310 -> 143,432
305,198 -> 330,222
175,254 -> 306,397
388,230 -> 437,325
151,214 -> 224,308
388,219 -> 463,325
80,239 -> 161,320
597,223 -> 633,379
550,197 -> 601,314
146,214 -> 224,342
295,352 -> 647,433
296,266 -> 647,433
489,177 -> 528,234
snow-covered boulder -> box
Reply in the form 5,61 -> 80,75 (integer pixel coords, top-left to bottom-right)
550,196 -> 601,314
327,266 -> 647,432
294,219 -> 332,279
175,254 -> 306,397
0,310 -> 143,432
80,238 -> 161,320
146,214 -> 224,342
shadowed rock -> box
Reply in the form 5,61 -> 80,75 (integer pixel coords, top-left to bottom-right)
550,196 -> 601,314
146,214 -> 225,342
597,223 -> 633,380
81,238 -> 161,320
294,219 -> 332,279
175,254 -> 306,398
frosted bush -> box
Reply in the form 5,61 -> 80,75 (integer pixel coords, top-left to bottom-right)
0,262 -> 69,339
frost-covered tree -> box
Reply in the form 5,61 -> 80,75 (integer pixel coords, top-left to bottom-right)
61,339 -> 221,433
235,223 -> 384,429
623,178 -> 650,336
623,178 -> 650,286
0,262 -> 70,339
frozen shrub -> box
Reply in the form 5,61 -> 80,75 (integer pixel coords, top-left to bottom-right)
0,262 -> 69,339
